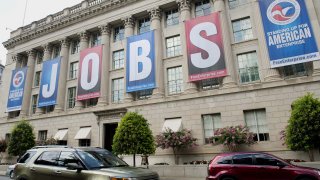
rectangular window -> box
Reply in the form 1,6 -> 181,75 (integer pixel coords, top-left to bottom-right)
135,89 -> 153,100
32,94 -> 38,114
232,17 -> 253,42
203,114 -> 222,144
52,45 -> 61,58
69,62 -> 78,79
36,51 -> 43,64
139,17 -> 151,34
8,111 -> 20,118
195,0 -> 211,17
112,50 -> 125,70
67,87 -> 76,109
200,78 -> 221,90
237,52 -> 260,83
71,39 -> 80,54
34,71 -> 41,87
167,66 -> 183,95
91,32 -> 102,47
38,130 -> 47,141
44,105 -> 55,114
166,36 -> 182,58
282,63 -> 308,79
228,0 -> 250,9
85,98 -> 98,107
79,139 -> 91,147
244,109 -> 269,142
112,78 -> 124,103
166,9 -> 179,26
114,26 -> 125,42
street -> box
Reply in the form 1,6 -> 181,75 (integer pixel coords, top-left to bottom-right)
0,176 -> 9,180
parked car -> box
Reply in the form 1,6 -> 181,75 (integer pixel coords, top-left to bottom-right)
6,164 -> 16,179
13,146 -> 159,180
207,152 -> 320,180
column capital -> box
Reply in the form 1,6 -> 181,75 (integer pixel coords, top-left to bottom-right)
60,38 -> 70,48
26,49 -> 36,58
148,7 -> 161,21
78,31 -> 89,42
122,16 -> 135,28
176,0 -> 191,12
99,24 -> 111,35
42,43 -> 52,53
12,54 -> 22,62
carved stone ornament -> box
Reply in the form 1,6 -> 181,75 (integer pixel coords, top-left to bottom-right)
26,49 -> 36,58
42,43 -> 52,53
176,0 -> 191,11
99,24 -> 111,35
60,38 -> 70,48
148,7 -> 161,20
122,16 -> 135,28
78,31 -> 89,41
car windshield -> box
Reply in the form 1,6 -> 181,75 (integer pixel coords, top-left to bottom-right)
77,149 -> 128,169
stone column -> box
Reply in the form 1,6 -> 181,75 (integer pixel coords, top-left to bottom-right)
98,24 -> 111,105
122,16 -> 135,102
148,7 -> 164,98
213,0 -> 237,87
42,43 -> 52,61
55,38 -> 70,112
20,50 -> 36,116
252,0 -> 281,81
12,54 -> 22,68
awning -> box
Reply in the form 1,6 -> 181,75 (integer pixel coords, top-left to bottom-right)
74,127 -> 91,140
162,118 -> 182,132
54,129 -> 68,141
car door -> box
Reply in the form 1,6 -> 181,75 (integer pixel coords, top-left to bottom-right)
30,151 -> 60,180
231,154 -> 257,180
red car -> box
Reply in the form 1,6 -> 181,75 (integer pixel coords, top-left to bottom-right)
207,152 -> 320,180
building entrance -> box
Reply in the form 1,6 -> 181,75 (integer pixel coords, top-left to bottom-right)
104,123 -> 118,151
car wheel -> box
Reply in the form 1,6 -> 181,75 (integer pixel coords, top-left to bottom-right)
9,171 -> 14,178
221,177 -> 236,180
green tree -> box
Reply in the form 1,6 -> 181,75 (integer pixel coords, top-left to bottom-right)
0,139 -> 7,163
285,93 -> 320,161
8,120 -> 36,157
112,112 -> 156,166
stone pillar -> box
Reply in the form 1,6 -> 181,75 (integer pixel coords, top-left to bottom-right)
122,16 -> 135,102
55,38 -> 70,112
42,43 -> 52,61
252,0 -> 281,81
12,54 -> 22,68
98,24 -> 111,105
20,50 -> 36,116
148,7 -> 164,98
213,0 -> 237,87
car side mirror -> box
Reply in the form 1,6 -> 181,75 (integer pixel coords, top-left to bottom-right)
66,163 -> 83,173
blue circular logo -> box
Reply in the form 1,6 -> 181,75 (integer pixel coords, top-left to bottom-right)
267,0 -> 300,25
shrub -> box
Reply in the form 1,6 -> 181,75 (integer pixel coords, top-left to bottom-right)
36,136 -> 57,146
214,125 -> 255,151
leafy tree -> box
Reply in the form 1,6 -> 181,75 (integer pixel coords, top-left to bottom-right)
112,112 -> 155,166
285,93 -> 320,161
8,120 -> 36,157
0,139 -> 7,163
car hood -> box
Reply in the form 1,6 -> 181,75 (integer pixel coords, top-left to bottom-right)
97,166 -> 158,178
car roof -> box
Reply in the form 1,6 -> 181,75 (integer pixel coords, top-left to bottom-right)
216,152 -> 274,157
29,146 -> 105,152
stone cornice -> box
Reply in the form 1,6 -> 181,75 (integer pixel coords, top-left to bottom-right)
2,0 -> 140,49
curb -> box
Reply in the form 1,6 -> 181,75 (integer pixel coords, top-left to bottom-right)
0,171 -> 6,176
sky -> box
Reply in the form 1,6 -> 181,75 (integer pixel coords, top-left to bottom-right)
0,0 -> 83,65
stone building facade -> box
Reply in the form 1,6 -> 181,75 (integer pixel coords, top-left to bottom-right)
1,0 -> 320,164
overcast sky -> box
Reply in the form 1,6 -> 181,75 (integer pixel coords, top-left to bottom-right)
0,0 -> 83,65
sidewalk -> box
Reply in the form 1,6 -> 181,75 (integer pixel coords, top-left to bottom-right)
0,171 -> 5,176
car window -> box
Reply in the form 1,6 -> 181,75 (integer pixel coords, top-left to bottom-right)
18,151 -> 37,163
58,151 -> 81,167
232,154 -> 253,165
254,154 -> 281,166
34,151 -> 60,166
217,156 -> 232,164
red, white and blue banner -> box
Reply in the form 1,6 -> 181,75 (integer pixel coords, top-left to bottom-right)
259,0 -> 320,68
7,67 -> 28,112
38,57 -> 61,107
77,45 -> 102,100
126,31 -> 156,92
185,12 -> 227,82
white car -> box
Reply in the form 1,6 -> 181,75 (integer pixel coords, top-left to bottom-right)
5,164 -> 16,179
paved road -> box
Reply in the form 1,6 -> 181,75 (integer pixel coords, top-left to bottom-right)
0,176 -> 9,180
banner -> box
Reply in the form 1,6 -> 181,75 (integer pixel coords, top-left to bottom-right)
259,0 -> 320,67
77,45 -> 102,100
126,31 -> 156,92
7,67 -> 27,112
185,12 -> 227,82
38,57 -> 61,107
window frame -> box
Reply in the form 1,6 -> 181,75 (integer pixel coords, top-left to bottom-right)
237,51 -> 260,84
166,35 -> 182,58
195,0 -> 212,17
38,130 -> 48,141
69,62 -> 78,79
112,50 -> 125,70
31,94 -> 38,114
112,78 -> 124,103
281,63 -> 309,79
34,71 -> 41,87
70,39 -> 80,55
90,32 -> 102,47
167,66 -> 183,95
244,109 -> 269,142
79,139 -> 91,147
138,17 -> 151,34
67,87 -> 77,109
232,17 -> 254,42
166,8 -> 179,26
202,114 -> 222,144
114,25 -> 125,42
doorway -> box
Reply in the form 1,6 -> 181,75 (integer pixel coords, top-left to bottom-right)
104,123 -> 118,151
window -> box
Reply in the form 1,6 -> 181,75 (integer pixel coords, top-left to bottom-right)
85,98 -> 98,107
139,17 -> 150,34
52,45 -> 61,58
217,156 -> 233,164
71,39 -> 80,54
38,130 -> 47,141
166,36 -> 182,57
35,151 -> 60,166
237,52 -> 260,83
44,105 -> 55,114
167,66 -> 183,94
203,114 -> 222,144
69,62 -> 78,79
112,78 -> 124,103
244,109 -> 269,142
233,154 -> 253,165
36,51 -> 43,64
91,32 -> 102,47
135,89 -> 153,100
162,118 -> 182,132
232,18 -> 253,42
195,0 -> 211,17
68,87 -> 76,109
57,141 -> 68,145
254,154 -> 281,166
18,151 -> 37,164
8,111 -> 20,118
112,50 -> 125,70
32,94 -> 38,114
34,71 -> 41,87
200,78 -> 221,90
79,139 -> 91,147
114,26 -> 124,42
58,152 -> 81,167
166,9 -> 179,26
282,63 -> 308,78
228,0 -> 250,9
